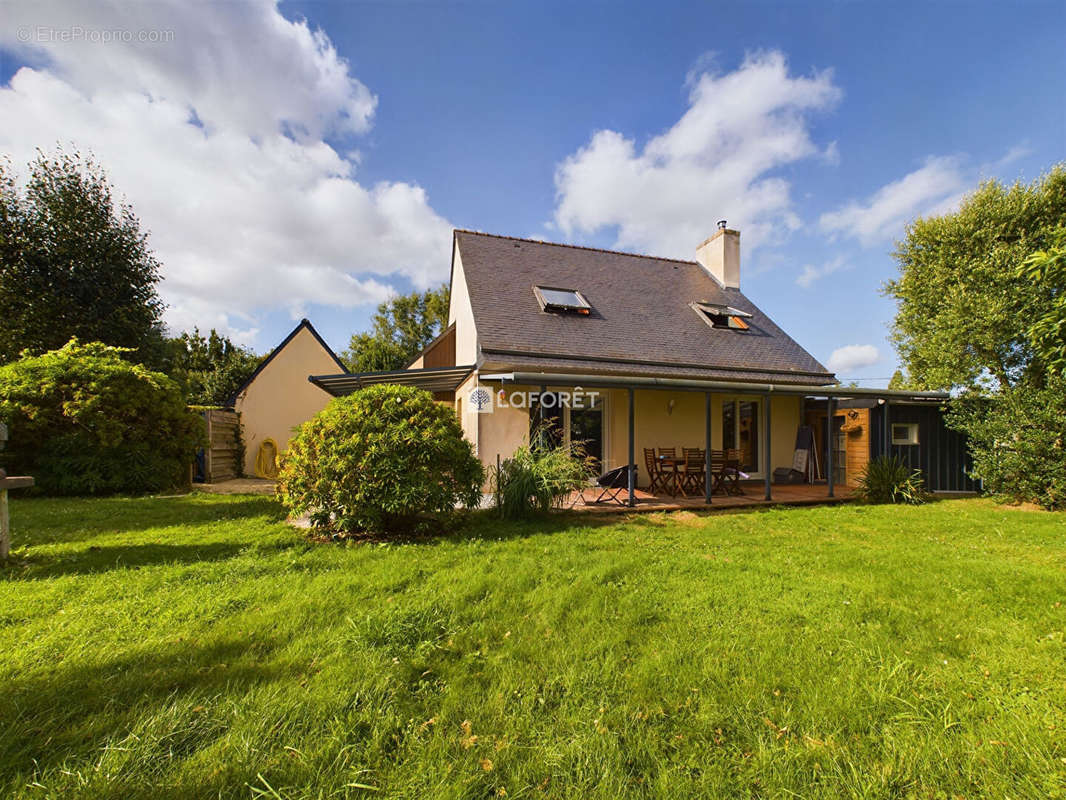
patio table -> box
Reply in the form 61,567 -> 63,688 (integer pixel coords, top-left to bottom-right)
657,453 -> 744,498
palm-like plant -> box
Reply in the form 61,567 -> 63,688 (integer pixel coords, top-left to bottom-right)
491,423 -> 596,518
855,455 -> 927,505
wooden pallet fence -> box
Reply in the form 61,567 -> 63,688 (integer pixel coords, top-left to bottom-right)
199,409 -> 243,483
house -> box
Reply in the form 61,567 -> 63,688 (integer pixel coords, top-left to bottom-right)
309,225 -> 977,504
230,319 -> 347,477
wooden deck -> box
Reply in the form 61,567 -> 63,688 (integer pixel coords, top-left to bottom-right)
571,481 -> 854,513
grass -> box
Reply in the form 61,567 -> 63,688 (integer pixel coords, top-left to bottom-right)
1,494 -> 1064,799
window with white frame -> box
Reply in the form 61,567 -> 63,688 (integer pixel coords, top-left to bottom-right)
722,398 -> 760,472
891,422 -> 919,445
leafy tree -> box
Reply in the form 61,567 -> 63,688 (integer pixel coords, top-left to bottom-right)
165,328 -> 262,406
885,165 -> 1066,389
947,378 -> 1066,510
343,285 -> 449,372
1018,226 -> 1066,376
0,150 -> 166,365
0,339 -> 204,495
887,369 -> 910,390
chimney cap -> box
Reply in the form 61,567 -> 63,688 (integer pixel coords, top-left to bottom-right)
717,219 -> 727,230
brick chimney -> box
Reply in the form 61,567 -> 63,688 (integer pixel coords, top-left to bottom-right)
695,220 -> 740,289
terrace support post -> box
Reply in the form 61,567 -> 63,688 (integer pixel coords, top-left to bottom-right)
764,394 -> 772,501
533,384 -> 546,453
627,387 -> 635,507
705,392 -> 712,505
883,401 -> 891,458
827,396 -> 836,498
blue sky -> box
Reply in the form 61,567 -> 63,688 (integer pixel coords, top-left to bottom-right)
1,0 -> 1064,384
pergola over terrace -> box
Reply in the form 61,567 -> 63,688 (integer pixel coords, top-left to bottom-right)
481,371 -> 950,507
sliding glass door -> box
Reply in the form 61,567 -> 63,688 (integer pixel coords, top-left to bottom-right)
529,392 -> 606,473
722,398 -> 760,474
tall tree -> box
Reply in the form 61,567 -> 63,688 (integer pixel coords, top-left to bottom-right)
344,285 -> 450,372
887,369 -> 911,390
0,150 -> 166,365
885,165 -> 1066,389
165,328 -> 262,406
1019,226 -> 1066,376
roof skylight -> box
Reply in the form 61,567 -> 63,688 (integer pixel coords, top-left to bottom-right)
534,285 -> 591,315
693,302 -> 752,330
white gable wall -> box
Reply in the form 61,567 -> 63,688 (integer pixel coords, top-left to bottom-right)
448,243 -> 478,366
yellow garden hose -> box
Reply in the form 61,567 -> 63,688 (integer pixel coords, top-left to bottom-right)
255,438 -> 280,479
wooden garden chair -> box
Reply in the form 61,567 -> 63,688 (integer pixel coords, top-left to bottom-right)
643,448 -> 669,495
681,448 -> 706,495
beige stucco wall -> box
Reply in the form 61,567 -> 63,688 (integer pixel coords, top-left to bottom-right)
234,326 -> 340,476
475,385 -> 531,474
605,389 -> 801,481
448,243 -> 479,366
451,374 -> 529,489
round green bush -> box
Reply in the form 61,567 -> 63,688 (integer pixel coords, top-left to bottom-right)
0,339 -> 205,494
278,384 -> 485,535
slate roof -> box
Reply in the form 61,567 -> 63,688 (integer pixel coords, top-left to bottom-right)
454,230 -> 834,386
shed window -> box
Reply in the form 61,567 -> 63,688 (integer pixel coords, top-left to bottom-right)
534,286 -> 591,314
891,422 -> 919,445
693,302 -> 752,330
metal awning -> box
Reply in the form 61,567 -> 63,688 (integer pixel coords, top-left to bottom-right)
479,371 -> 949,402
309,364 -> 476,397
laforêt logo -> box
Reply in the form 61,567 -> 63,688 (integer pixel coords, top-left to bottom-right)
468,386 -> 494,413
466,386 -> 600,414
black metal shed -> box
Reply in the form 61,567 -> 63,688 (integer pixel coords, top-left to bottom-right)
870,403 -> 980,492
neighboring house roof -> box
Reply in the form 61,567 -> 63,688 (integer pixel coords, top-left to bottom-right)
227,318 -> 346,407
454,230 -> 834,386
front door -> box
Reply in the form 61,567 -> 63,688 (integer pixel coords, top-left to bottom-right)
569,403 -> 604,473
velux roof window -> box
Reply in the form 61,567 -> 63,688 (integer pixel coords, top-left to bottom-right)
534,285 -> 591,315
692,302 -> 752,330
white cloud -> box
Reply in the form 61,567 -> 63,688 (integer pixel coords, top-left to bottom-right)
552,50 -> 842,259
818,156 -> 966,246
826,344 -> 880,374
992,144 -> 1032,170
822,140 -> 840,166
3,0 -> 377,139
796,255 -> 847,288
0,0 -> 453,341
818,143 -> 1033,248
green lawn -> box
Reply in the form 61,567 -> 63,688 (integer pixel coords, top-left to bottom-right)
1,495 -> 1064,799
